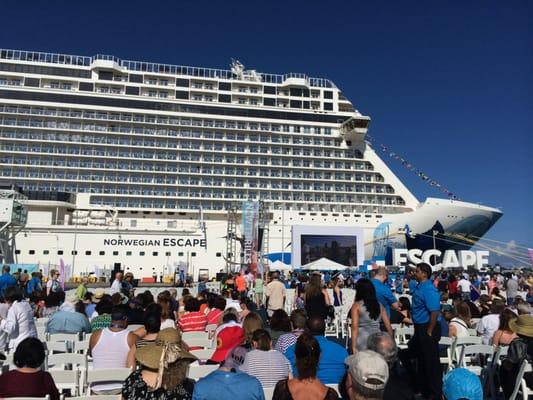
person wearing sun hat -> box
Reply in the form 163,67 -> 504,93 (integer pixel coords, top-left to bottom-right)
500,314 -> 533,398
122,328 -> 197,399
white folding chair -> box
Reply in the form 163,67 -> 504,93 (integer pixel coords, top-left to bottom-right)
45,341 -> 69,354
85,368 -> 132,395
263,386 -> 275,400
69,396 -> 121,400
326,383 -> 340,395
183,331 -> 213,349
49,368 -> 80,396
205,324 -> 217,340
34,317 -> 49,327
438,336 -> 455,372
509,359 -> 533,400
187,364 -> 219,380
48,333 -> 82,342
190,349 -> 214,361
394,326 -> 414,349
458,344 -> 494,377
452,336 -> 482,365
73,339 -> 90,355
47,353 -> 88,391
127,324 -> 144,332
486,346 -> 509,399
4,396 -> 50,400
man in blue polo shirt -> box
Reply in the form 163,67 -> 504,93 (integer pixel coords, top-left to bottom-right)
410,262 -> 442,400
285,315 -> 348,384
371,267 -> 400,318
0,265 -> 17,297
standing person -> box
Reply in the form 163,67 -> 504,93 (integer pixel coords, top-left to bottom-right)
304,274 -> 330,320
505,274 -> 519,306
350,278 -> 393,353
0,286 -> 37,350
333,277 -> 344,307
266,272 -> 286,317
0,265 -> 17,298
371,267 -> 400,319
235,273 -> 247,297
46,269 -> 62,296
110,271 -> 123,295
254,275 -> 264,306
273,333 -> 339,400
25,272 -> 42,297
122,272 -> 135,298
457,275 -> 478,302
409,263 -> 442,400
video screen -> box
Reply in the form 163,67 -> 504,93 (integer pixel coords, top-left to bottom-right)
300,235 -> 358,267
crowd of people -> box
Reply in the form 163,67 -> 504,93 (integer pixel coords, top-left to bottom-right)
0,263 -> 530,399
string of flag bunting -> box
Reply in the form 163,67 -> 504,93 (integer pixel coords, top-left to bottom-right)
366,134 -> 460,200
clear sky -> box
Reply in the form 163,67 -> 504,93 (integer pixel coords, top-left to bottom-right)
1,1 -> 531,264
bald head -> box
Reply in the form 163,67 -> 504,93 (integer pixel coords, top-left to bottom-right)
367,332 -> 398,366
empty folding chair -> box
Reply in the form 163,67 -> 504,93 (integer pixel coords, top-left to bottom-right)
458,344 -> 494,377
509,359 -> 533,400
451,336 -> 482,365
394,326 -> 414,349
48,368 -> 80,396
187,364 -> 219,380
85,368 -> 132,395
190,349 -> 214,362
182,331 -> 213,349
438,336 -> 455,372
263,386 -> 275,400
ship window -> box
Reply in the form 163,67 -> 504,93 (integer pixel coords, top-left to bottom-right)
264,98 -> 275,106
216,252 -> 222,257
191,252 -> 197,257
29,250 -> 35,255
113,251 -> 119,256
126,251 -> 132,256
71,250 -> 78,255
219,82 -> 231,91
57,250 -> 63,255
153,252 -> 158,256
218,94 -> 231,103
323,91 -> 333,99
324,102 -> 333,111
99,251 -> 105,255
264,85 -> 276,94
99,71 -> 113,80
125,86 -> 140,96
176,78 -> 189,87
85,251 -> 91,255
15,249 -> 21,254
176,90 -> 189,99
178,252 -> 184,256
140,251 -> 145,256
165,251 -> 171,256
79,82 -> 93,92
129,74 -> 143,83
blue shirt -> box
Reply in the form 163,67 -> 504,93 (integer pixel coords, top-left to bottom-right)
193,370 -> 264,400
411,280 -> 440,324
26,277 -> 42,295
85,303 -> 96,319
46,310 -> 92,334
372,278 -> 397,318
408,279 -> 418,294
285,335 -> 348,384
0,273 -> 17,297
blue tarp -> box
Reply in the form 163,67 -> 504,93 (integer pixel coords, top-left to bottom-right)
265,252 -> 291,264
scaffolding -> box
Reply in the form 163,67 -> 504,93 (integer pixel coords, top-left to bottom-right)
0,187 -> 28,264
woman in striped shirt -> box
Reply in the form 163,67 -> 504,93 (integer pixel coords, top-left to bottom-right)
240,329 -> 292,388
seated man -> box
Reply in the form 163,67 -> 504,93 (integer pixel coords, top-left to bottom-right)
285,315 -> 348,384
344,350 -> 389,400
46,292 -> 91,335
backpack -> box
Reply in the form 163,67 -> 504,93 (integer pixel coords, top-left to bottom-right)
502,338 -> 530,371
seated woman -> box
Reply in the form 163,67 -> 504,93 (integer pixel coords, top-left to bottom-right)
273,332 -> 338,400
0,337 -> 60,400
240,329 -> 292,388
492,309 -> 518,346
127,311 -> 161,368
122,328 -> 197,400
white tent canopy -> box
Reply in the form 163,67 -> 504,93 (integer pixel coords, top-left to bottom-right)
301,257 -> 348,271
270,260 -> 292,271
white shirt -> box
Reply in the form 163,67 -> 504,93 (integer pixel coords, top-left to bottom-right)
0,300 -> 38,350
458,279 -> 472,293
109,279 -> 122,295
477,314 -> 500,345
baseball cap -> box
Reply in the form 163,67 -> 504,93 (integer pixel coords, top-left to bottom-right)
222,345 -> 247,370
210,326 -> 244,362
443,368 -> 483,400
345,350 -> 389,391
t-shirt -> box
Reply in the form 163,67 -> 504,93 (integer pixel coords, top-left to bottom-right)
207,308 -> 223,325
192,369 -> 264,400
179,311 -> 207,332
236,275 -> 247,292
372,278 -> 397,318
458,279 -> 472,293
506,278 -> 519,298
240,349 -> 291,388
477,314 -> 500,344
266,280 -> 286,311
0,369 -> 60,400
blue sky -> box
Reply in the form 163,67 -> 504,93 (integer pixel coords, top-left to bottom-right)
1,1 -> 531,264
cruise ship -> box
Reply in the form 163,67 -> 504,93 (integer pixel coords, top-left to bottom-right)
0,49 -> 502,279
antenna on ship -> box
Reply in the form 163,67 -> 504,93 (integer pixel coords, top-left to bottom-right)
230,59 -> 244,79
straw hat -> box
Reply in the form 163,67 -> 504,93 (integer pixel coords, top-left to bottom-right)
509,315 -> 533,337
135,328 -> 197,370
92,289 -> 105,303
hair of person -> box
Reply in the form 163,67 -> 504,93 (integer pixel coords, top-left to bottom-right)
366,332 -> 398,366
111,292 -> 123,306
184,296 -> 201,312
251,329 -> 272,351
305,274 -> 323,301
231,290 -> 239,300
142,290 -> 155,305
490,301 -> 505,315
14,337 -> 45,368
398,296 -> 411,312
2,265 -> 10,273
182,288 -> 190,296
157,291 -> 173,320
207,292 -> 217,308
95,295 -> 113,315
375,266 -> 388,278
290,309 -> 307,330
75,300 -> 86,315
4,286 -> 23,303
351,377 -> 385,400
213,296 -> 227,311
144,311 -> 162,333
222,308 -> 239,323
84,292 -> 93,302
479,294 -> 491,305
243,312 -> 264,343
306,315 -> 326,336
498,308 -> 517,331
111,306 -> 128,322
269,309 -> 291,332
294,332 -> 321,380
49,268 -> 58,277
44,291 -> 62,308
492,287 -> 501,296
417,263 -> 432,279
354,278 -> 381,320
517,303 -> 531,315
455,301 -> 472,324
